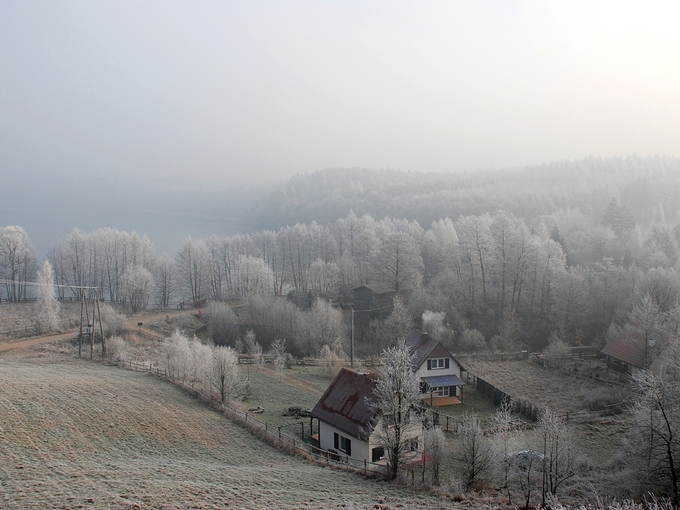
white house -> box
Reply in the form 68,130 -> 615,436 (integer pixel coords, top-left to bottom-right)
310,368 -> 420,467
405,329 -> 465,406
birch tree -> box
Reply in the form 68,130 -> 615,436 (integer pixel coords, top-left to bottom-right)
370,338 -> 420,480
211,346 -> 240,403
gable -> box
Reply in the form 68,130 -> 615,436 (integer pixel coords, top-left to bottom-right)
310,368 -> 379,441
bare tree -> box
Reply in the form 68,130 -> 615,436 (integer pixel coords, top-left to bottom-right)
453,413 -> 494,491
424,425 -> 446,486
370,231 -> 423,294
630,369 -> 680,507
538,408 -> 576,504
153,253 -> 178,309
370,338 -> 420,481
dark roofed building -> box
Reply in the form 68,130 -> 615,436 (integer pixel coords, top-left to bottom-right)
601,326 -> 672,375
310,368 -> 421,466
311,368 -> 379,442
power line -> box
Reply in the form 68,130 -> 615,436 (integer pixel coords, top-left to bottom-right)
0,279 -> 98,291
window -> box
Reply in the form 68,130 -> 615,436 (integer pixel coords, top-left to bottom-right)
405,438 -> 419,452
334,432 -> 352,455
372,447 -> 385,462
426,386 -> 450,397
426,358 -> 450,370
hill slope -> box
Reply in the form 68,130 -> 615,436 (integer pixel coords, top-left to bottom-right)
0,357 -> 451,509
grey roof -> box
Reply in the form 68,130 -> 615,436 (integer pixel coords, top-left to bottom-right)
310,368 -> 379,441
353,284 -> 395,295
422,374 -> 465,387
404,329 -> 465,372
405,329 -> 439,369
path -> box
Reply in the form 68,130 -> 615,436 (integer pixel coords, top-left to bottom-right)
0,308 -> 200,355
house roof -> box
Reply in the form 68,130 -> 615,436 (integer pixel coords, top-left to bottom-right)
404,329 -> 465,372
352,284 -> 395,295
601,327 -> 669,369
422,374 -> 465,387
310,368 -> 379,441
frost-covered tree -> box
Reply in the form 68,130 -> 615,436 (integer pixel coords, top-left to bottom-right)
382,295 -> 414,344
319,341 -> 347,379
424,426 -> 446,486
453,413 -> 493,491
36,260 -> 60,332
296,298 -> 344,355
236,255 -> 273,297
163,331 -> 192,382
206,301 -> 239,347
0,226 -> 38,301
153,253 -> 178,310
211,346 -> 240,403
370,231 -> 423,293
121,265 -> 154,313
370,338 -> 420,480
538,407 -> 576,503
176,238 -> 210,303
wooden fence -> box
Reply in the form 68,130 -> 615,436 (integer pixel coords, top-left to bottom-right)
118,359 -> 388,477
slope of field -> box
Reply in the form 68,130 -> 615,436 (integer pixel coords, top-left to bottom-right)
0,356 -> 454,509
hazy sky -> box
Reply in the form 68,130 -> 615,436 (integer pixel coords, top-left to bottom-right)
2,1 -> 679,186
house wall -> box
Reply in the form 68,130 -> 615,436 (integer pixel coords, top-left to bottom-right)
318,420 -> 370,466
318,417 -> 422,467
414,347 -> 462,397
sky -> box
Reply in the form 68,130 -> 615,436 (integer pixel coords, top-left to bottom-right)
2,1 -> 680,188
2,1 -> 680,257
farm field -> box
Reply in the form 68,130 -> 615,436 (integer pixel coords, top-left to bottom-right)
0,354 -> 461,509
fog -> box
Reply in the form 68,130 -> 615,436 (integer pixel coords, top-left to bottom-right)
2,1 -> 679,254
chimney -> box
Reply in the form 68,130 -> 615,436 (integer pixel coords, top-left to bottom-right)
420,331 -> 429,344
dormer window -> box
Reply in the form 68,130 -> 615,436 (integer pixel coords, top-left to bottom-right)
427,358 -> 449,370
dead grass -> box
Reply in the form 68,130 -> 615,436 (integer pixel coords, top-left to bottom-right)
0,354 -> 463,509
460,357 -> 633,465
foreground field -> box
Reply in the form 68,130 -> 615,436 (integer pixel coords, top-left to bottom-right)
0,355 -> 458,509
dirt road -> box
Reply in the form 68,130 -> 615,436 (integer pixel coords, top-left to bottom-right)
0,308 -> 199,355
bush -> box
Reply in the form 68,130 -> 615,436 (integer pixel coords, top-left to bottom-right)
107,336 -> 128,362
579,386 -> 629,415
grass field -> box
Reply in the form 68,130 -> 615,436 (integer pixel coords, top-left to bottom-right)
0,354 -> 463,509
460,357 -> 633,465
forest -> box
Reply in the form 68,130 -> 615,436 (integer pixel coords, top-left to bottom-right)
2,155 -> 680,358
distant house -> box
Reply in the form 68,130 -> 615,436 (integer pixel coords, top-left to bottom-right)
601,326 -> 673,376
405,329 -> 465,406
352,284 -> 395,313
310,368 -> 420,466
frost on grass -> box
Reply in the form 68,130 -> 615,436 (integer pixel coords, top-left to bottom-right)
0,357 -> 455,509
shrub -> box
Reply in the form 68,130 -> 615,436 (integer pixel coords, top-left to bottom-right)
107,336 -> 128,362
579,386 -> 629,415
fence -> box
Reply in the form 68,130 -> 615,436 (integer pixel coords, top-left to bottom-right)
118,359 -> 388,478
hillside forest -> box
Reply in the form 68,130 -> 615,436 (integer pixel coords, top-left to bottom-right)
3,155 -> 680,358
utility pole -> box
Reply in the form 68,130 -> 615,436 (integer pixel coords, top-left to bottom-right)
351,309 -> 355,368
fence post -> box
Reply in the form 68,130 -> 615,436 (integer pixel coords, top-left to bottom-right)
446,415 -> 449,432
364,459 -> 367,475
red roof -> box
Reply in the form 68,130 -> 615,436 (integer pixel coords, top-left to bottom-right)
310,368 -> 379,441
601,327 -> 669,369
